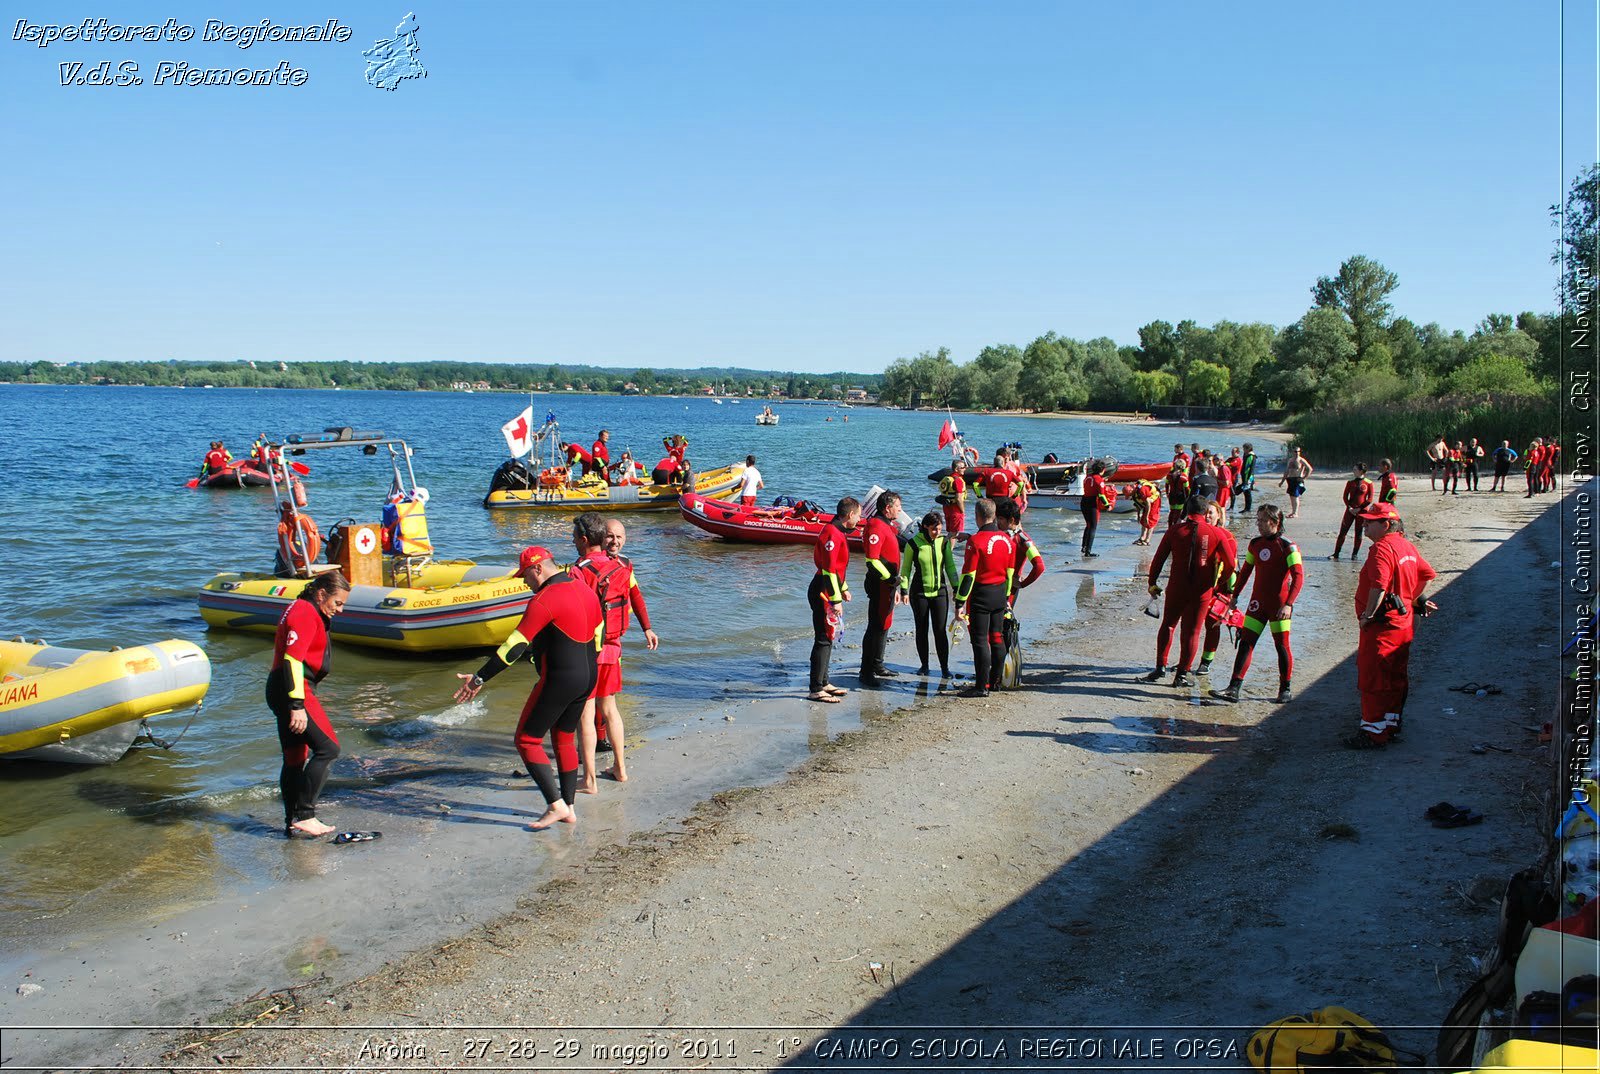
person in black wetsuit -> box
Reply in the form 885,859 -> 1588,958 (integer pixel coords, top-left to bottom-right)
267,570 -> 351,838
899,510 -> 959,678
454,546 -> 602,831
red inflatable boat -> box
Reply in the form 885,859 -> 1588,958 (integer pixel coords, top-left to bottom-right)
679,493 -> 864,549
196,461 -> 278,489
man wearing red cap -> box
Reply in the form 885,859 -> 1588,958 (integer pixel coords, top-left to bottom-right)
1350,502 -> 1437,749
453,545 -> 602,829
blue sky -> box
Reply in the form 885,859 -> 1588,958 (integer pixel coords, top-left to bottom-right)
3,1 -> 1593,371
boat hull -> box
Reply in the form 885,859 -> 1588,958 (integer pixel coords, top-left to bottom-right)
927,459 -> 1169,487
484,463 -> 744,511
199,561 -> 532,653
197,462 -> 277,489
0,639 -> 211,764
679,494 -> 863,549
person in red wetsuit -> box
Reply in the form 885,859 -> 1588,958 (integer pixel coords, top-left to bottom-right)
995,497 -> 1044,606
453,546 -> 602,829
984,453 -> 1015,504
859,491 -> 906,687
1331,462 -> 1374,560
564,440 -> 595,477
1525,438 -> 1544,498
267,570 -> 351,838
201,441 -> 232,477
1080,460 -> 1115,558
1540,436 -> 1559,493
1377,458 -> 1399,506
955,497 -> 1016,697
1196,501 -> 1239,676
567,512 -> 649,793
1173,443 -> 1191,470
1143,496 -> 1235,688
1211,505 -> 1303,704
592,519 -> 658,756
591,429 -> 611,477
1349,502 -> 1437,749
1212,461 -> 1233,516
1441,441 -> 1463,496
807,497 -> 861,703
1130,480 -> 1162,545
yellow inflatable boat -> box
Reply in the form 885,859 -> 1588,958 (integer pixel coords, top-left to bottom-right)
0,638 -> 211,764
199,559 -> 532,653
483,461 -> 745,510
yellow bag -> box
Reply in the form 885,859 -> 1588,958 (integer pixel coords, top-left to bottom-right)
1246,1006 -> 1396,1072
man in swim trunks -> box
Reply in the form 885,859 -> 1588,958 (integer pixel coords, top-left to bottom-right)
1426,435 -> 1447,491
580,517 -> 660,780
955,497 -> 1015,697
737,455 -> 764,507
568,513 -> 650,792
1331,462 -> 1374,560
1278,446 -> 1312,518
1490,440 -> 1517,492
454,545 -> 602,830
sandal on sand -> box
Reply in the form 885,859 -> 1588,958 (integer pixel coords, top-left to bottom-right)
806,691 -> 841,704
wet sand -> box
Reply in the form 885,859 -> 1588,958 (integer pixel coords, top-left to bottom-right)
6,468 -> 1568,1071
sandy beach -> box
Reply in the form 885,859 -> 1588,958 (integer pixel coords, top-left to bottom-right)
6,466 -> 1570,1072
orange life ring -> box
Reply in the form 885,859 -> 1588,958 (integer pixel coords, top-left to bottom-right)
277,513 -> 321,574
963,445 -> 980,463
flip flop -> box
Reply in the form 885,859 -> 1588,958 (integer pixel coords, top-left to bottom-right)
1424,801 -> 1459,820
806,692 -> 841,704
332,831 -> 383,844
1432,810 -> 1484,829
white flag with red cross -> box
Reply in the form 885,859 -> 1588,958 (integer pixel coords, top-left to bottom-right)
501,406 -> 535,458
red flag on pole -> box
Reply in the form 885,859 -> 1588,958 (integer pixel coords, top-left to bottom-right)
936,419 -> 955,450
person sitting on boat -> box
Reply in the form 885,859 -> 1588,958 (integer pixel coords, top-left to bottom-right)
275,502 -> 322,577
201,441 -> 232,476
609,451 -> 643,486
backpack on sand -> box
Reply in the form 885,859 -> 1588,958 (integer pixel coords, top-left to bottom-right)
1246,1006 -> 1396,1072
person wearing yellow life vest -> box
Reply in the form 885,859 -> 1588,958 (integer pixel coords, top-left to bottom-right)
899,511 -> 960,678
938,459 -> 970,535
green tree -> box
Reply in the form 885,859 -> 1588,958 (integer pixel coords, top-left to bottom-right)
1135,320 -> 1180,372
1443,354 -> 1544,398
1269,306 -> 1357,409
1186,360 -> 1231,406
1312,255 -> 1399,363
1129,369 -> 1180,408
1553,163 -> 1599,313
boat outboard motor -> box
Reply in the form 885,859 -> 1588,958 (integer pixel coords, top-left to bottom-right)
488,458 -> 539,493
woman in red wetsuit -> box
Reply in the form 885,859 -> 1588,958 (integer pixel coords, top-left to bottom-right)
1211,505 -> 1303,704
1331,462 -> 1374,559
1143,497 -> 1234,688
267,570 -> 351,838
1196,500 -> 1238,676
454,546 -> 603,829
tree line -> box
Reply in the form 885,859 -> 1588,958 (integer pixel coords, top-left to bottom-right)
0,359 -> 882,400
881,166 -> 1596,416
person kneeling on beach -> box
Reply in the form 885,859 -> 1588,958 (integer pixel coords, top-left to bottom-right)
454,546 -> 602,830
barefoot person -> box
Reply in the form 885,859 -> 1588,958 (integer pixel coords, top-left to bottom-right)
566,513 -> 637,792
587,518 -> 659,785
807,497 -> 861,702
1278,446 -> 1313,518
1211,505 -> 1303,704
454,546 -> 601,830
268,570 -> 351,838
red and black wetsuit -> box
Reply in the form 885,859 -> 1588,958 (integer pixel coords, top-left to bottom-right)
267,596 -> 340,827
984,468 -> 1014,503
1200,524 -> 1240,665
1379,471 -> 1399,505
1463,443 -> 1482,490
859,514 -> 903,680
1525,445 -> 1543,497
1226,534 -> 1305,690
203,447 -> 230,475
591,440 -> 611,477
1442,448 -> 1462,494
1354,532 -> 1436,742
808,519 -> 852,693
1010,526 -> 1045,606
1165,471 -> 1190,519
473,573 -> 602,807
1540,442 -> 1558,492
1080,473 -> 1112,555
1148,514 -> 1234,674
1333,475 -> 1374,557
957,523 -> 1016,690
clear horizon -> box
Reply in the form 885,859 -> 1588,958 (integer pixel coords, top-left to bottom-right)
4,2 -> 1594,373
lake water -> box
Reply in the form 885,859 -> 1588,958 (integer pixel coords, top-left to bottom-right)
0,385 -> 1248,964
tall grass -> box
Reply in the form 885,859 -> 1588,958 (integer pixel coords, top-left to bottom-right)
1290,393 -> 1561,471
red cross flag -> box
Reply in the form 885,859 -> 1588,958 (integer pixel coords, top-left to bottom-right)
501,406 -> 535,457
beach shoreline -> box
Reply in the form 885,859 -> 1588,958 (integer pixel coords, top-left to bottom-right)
6,471 -> 1570,1071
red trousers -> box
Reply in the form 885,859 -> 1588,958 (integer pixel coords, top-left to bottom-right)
1156,587 -> 1213,673
1356,623 -> 1411,741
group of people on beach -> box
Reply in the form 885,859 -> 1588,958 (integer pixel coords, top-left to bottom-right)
1425,433 -> 1560,497
268,511 -> 659,837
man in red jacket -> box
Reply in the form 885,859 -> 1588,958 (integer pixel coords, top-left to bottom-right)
1142,496 -> 1234,688
859,491 -> 905,687
1349,502 -> 1437,749
807,498 -> 861,703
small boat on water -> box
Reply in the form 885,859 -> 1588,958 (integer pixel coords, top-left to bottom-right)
196,460 -> 278,489
199,428 -> 532,654
756,407 -> 780,426
484,462 -> 744,511
0,638 -> 210,764
680,492 -> 861,548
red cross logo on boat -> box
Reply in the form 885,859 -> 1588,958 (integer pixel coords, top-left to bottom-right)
355,527 -> 378,555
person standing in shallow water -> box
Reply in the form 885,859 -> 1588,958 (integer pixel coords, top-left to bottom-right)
807,497 -> 860,703
267,570 -> 351,838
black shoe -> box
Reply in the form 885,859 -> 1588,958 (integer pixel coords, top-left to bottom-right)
917,664 -> 930,676
956,684 -> 989,698
1210,682 -> 1242,703
1083,552 -> 1099,559
939,667 -> 952,678
1172,672 -> 1196,688
595,739 -> 614,753
1330,552 -> 1339,560
1275,685 -> 1293,704
1140,668 -> 1167,683
873,666 -> 900,679
1196,659 -> 1212,675
859,672 -> 882,688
